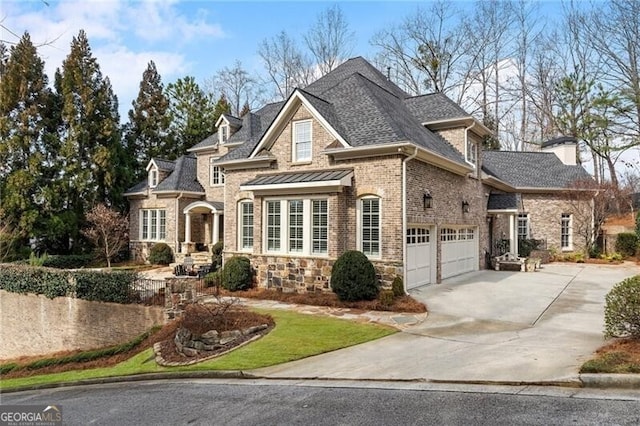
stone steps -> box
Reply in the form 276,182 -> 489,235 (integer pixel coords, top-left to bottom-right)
173,251 -> 212,266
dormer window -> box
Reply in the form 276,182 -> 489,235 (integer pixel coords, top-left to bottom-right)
219,124 -> 229,144
149,167 -> 158,188
466,139 -> 477,167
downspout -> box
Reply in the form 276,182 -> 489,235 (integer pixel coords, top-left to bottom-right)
402,146 -> 419,294
176,192 -> 184,254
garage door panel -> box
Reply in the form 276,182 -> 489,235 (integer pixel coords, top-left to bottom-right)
440,227 -> 478,280
406,227 -> 432,290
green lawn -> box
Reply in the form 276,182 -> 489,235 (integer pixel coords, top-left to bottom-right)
0,309 -> 395,391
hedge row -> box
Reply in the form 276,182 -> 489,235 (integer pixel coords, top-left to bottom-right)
13,254 -> 95,269
0,264 -> 139,303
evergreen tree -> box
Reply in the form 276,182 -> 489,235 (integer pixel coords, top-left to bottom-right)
54,30 -> 123,250
213,93 -> 232,125
125,61 -> 173,181
166,76 -> 216,156
0,33 -> 57,250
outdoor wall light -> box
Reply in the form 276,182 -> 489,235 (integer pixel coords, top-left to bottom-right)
462,200 -> 470,213
423,192 -> 433,209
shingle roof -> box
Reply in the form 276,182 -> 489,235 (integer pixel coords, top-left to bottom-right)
242,169 -> 353,186
487,193 -> 521,210
304,56 -> 408,99
223,114 -> 243,128
124,179 -> 147,195
152,158 -> 175,171
541,136 -> 577,148
154,154 -> 204,193
482,151 -> 593,189
217,102 -> 284,162
188,133 -> 218,151
404,93 -> 471,123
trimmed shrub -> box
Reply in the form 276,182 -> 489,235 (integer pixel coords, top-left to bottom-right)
615,232 -> 638,257
204,270 -> 222,288
74,270 -> 139,303
211,241 -> 224,271
0,264 -> 72,298
330,250 -> 379,302
391,276 -> 404,298
604,275 -> 640,339
221,256 -> 252,291
379,289 -> 394,308
518,238 -> 543,258
149,243 -> 173,265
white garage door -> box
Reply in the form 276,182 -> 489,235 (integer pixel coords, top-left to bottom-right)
406,227 -> 433,289
440,227 -> 478,280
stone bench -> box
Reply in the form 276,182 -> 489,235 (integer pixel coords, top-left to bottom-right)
494,253 -> 526,272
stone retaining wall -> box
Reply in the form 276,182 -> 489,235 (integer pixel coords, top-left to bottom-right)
0,290 -> 165,361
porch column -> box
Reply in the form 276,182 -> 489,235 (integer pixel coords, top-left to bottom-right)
509,214 -> 516,254
212,213 -> 220,244
204,215 -> 211,245
185,213 -> 192,243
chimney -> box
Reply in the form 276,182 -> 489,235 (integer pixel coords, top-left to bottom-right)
541,136 -> 577,165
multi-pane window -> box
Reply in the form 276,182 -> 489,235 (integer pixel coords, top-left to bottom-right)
361,197 -> 381,257
239,201 -> 253,250
149,169 -> 158,188
466,139 -> 477,166
517,214 -> 529,240
293,121 -> 312,162
210,158 -> 225,186
312,200 -> 328,254
264,198 -> 329,256
266,201 -> 281,251
407,228 -> 429,244
140,209 -> 166,241
561,214 -> 572,249
219,125 -> 229,143
289,200 -> 304,252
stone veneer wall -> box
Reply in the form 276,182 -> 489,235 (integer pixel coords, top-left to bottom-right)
0,290 -> 165,360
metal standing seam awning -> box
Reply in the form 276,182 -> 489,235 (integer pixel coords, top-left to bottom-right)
240,169 -> 353,194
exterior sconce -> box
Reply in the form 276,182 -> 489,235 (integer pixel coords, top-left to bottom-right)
423,192 -> 433,209
462,200 -> 470,213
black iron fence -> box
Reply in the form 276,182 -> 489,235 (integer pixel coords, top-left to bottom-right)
131,278 -> 167,306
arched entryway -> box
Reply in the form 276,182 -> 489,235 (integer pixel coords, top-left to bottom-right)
181,201 -> 224,254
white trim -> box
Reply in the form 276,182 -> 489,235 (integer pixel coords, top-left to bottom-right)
139,208 -> 166,242
261,197 -> 329,257
357,195 -> 382,260
148,167 -> 158,188
237,199 -> 254,253
152,190 -> 204,196
561,213 -> 573,251
292,119 -> 312,163
209,157 -> 225,186
215,115 -> 229,128
249,90 -> 349,159
182,201 -> 223,214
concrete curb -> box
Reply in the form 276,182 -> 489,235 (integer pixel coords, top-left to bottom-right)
5,371 -> 640,394
579,374 -> 640,389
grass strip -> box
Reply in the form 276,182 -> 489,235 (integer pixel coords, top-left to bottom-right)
1,309 -> 395,390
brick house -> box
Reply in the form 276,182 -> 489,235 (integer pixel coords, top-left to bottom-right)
125,57 -> 593,292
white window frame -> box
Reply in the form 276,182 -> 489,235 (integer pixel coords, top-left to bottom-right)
357,196 -> 382,259
561,213 -> 573,250
517,213 -> 530,240
238,200 -> 254,252
466,139 -> 477,167
149,167 -> 158,188
219,124 -> 229,144
263,197 -> 329,256
209,157 -> 225,186
140,209 -> 166,241
292,120 -> 312,163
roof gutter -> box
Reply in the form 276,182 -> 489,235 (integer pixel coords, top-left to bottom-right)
402,146 -> 419,295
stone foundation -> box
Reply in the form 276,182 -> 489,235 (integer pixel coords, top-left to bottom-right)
225,253 -> 403,293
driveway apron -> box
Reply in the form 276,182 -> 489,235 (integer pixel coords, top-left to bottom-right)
255,263 -> 640,383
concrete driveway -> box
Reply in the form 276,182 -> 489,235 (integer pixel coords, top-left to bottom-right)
256,262 -> 640,384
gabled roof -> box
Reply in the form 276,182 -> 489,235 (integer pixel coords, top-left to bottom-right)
482,151 -> 593,189
188,133 -> 218,152
541,136 -> 577,148
125,154 -> 204,196
148,158 -> 175,171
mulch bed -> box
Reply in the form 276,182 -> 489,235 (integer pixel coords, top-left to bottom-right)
215,288 -> 427,313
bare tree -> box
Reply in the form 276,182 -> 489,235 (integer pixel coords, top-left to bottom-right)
304,5 -> 355,76
208,60 -> 264,117
258,31 -> 314,100
371,1 -> 470,98
82,204 -> 129,268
